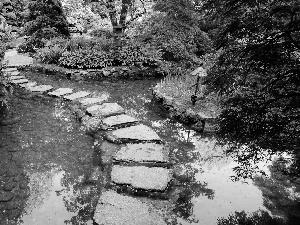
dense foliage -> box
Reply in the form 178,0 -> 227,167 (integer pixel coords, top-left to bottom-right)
201,0 -> 300,178
130,0 -> 213,64
18,0 -> 70,53
57,38 -> 162,69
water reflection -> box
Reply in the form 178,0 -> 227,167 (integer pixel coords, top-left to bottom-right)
20,170 -> 77,225
9,71 -> 300,225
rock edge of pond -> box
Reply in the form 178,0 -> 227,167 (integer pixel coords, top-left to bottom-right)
16,63 -> 164,81
152,85 -> 219,133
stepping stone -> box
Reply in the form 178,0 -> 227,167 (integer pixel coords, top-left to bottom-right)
94,191 -> 166,225
48,88 -> 73,97
9,75 -> 25,80
113,143 -> 169,163
27,85 -> 53,92
2,68 -> 18,72
79,94 -> 109,106
107,124 -> 161,143
101,114 -> 139,128
10,79 -> 28,84
10,71 -> 20,76
111,165 -> 173,191
19,81 -> 37,88
64,91 -> 90,100
86,103 -> 124,117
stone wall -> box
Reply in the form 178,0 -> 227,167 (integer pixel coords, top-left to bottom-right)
18,63 -> 163,81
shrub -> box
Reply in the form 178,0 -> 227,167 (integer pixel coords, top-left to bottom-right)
17,35 -> 47,53
21,0 -> 70,53
35,44 -> 65,64
90,29 -> 113,39
58,50 -> 113,69
58,41 -> 163,69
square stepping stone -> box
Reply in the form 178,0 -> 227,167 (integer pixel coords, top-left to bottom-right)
79,94 -> 109,106
64,91 -> 90,100
111,165 -> 173,191
102,114 -> 139,128
19,81 -> 37,88
94,191 -> 166,225
107,124 -> 161,143
86,103 -> 124,117
27,85 -> 53,92
48,88 -> 73,97
9,75 -> 25,80
113,143 -> 169,163
10,71 -> 20,76
11,79 -> 28,84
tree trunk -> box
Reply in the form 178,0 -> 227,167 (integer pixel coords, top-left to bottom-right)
119,0 -> 132,30
107,0 -> 118,29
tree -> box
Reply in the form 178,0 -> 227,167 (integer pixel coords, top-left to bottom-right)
202,0 -> 300,177
19,0 -> 69,52
24,0 -> 70,37
84,0 -> 155,33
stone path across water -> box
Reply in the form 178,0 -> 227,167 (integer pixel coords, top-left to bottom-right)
2,56 -> 174,224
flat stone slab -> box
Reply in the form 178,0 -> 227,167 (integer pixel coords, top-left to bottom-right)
86,103 -> 124,117
113,143 -> 169,163
19,81 -> 37,88
102,114 -> 139,128
10,71 -> 20,76
107,124 -> 161,143
94,191 -> 166,225
27,85 -> 53,92
10,79 -> 29,84
64,91 -> 90,100
48,88 -> 73,97
79,94 -> 109,106
9,75 -> 25,80
4,50 -> 34,67
2,68 -> 18,72
111,165 -> 172,191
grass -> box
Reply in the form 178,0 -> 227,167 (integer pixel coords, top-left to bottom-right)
156,72 -> 221,118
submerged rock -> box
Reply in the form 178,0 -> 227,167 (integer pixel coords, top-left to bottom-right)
106,124 -> 161,143
113,143 -> 169,164
111,165 -> 172,191
94,191 -> 166,225
86,103 -> 124,117
81,115 -> 102,132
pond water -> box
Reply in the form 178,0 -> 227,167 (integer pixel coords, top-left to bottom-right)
1,71 -> 299,225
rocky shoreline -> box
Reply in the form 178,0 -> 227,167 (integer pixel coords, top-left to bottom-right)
16,63 -> 163,82
152,85 -> 219,133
